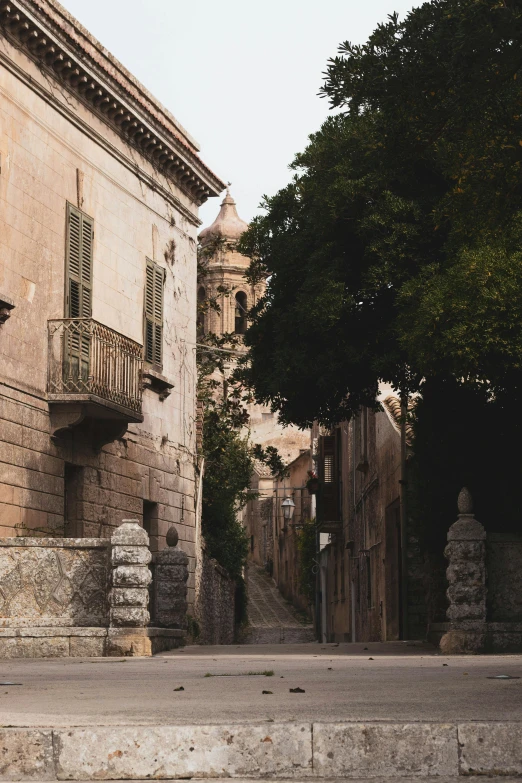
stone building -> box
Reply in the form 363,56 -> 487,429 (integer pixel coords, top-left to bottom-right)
0,0 -> 224,611
315,392 -> 421,642
198,190 -> 310,465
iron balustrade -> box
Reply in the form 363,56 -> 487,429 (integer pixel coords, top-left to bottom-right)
48,318 -> 143,413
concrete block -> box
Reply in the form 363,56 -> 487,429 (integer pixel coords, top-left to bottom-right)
69,636 -> 106,657
53,723 -> 312,779
106,629 -> 152,657
459,722 -> 522,776
111,521 -> 149,546
110,606 -> 150,627
0,728 -> 54,780
112,565 -> 152,588
110,587 -> 149,607
313,722 -> 458,778
111,545 -> 152,566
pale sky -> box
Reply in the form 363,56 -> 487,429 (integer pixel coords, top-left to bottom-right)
60,0 -> 424,229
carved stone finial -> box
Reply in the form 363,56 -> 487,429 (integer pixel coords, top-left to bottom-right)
166,525 -> 179,548
458,487 -> 473,515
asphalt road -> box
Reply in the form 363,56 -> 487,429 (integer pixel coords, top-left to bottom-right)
0,641 -> 521,727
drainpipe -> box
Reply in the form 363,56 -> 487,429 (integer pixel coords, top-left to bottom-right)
400,394 -> 409,641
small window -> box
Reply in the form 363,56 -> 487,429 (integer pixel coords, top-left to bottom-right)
234,291 -> 248,334
144,259 -> 165,367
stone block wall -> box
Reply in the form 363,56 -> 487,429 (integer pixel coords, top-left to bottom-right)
0,537 -> 110,626
0,522 -> 187,657
0,388 -> 197,609
195,548 -> 235,645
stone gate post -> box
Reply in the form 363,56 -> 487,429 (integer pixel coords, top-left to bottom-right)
107,520 -> 152,656
151,525 -> 188,628
440,488 -> 487,654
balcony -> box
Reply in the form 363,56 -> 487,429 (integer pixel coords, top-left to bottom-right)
47,319 -> 143,447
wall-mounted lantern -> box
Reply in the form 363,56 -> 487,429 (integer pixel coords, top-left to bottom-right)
281,496 -> 295,521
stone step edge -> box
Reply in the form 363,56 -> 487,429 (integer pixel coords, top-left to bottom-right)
2,722 -> 521,780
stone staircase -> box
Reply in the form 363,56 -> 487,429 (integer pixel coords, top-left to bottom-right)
243,564 -> 315,643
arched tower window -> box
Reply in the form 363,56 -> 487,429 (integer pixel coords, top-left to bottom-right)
235,291 -> 248,334
197,286 -> 206,335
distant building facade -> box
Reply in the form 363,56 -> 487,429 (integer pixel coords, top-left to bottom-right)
0,0 -> 223,610
198,192 -> 311,613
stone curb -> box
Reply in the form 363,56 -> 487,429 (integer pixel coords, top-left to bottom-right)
0,723 -> 521,780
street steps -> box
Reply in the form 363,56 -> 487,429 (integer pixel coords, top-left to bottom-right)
243,564 -> 315,644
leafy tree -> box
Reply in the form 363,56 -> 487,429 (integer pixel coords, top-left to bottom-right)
237,0 -> 522,429
196,242 -> 286,583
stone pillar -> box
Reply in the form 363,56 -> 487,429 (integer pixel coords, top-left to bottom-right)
151,525 -> 188,628
107,520 -> 152,656
440,488 -> 487,654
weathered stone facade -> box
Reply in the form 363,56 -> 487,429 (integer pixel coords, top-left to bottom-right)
0,520 -> 187,656
0,0 -> 224,612
194,547 -> 235,645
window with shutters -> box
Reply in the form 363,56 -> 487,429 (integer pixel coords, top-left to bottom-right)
64,203 -> 93,385
65,203 -> 93,319
319,432 -> 341,524
144,259 -> 165,368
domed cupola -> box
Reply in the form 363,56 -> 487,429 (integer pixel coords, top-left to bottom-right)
199,189 -> 249,247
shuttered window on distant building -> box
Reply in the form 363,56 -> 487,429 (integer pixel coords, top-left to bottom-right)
144,259 -> 165,368
65,202 -> 93,319
319,432 -> 341,523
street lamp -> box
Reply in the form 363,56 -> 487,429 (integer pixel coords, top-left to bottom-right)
281,496 -> 295,522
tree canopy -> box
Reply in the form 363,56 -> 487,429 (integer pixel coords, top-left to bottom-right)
238,0 -> 522,428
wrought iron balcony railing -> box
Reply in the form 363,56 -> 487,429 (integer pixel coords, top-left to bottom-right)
47,318 -> 143,414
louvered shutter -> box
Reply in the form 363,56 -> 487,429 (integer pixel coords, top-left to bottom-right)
65,203 -> 93,386
319,433 -> 340,523
145,259 -> 164,367
66,203 -> 93,319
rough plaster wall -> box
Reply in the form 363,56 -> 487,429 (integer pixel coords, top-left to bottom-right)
195,550 -> 235,645
0,540 -> 110,625
0,36 -> 200,609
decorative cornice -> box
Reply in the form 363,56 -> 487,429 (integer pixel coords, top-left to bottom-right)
382,395 -> 414,447
0,0 -> 225,205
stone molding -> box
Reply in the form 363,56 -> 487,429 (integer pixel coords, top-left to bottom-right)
0,0 -> 224,205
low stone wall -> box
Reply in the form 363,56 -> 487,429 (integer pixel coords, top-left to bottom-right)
195,549 -> 235,645
0,522 -> 187,657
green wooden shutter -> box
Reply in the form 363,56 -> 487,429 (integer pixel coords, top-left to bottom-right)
65,203 -> 93,386
65,202 -> 93,318
145,259 -> 164,367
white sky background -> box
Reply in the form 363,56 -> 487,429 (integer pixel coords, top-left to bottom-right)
60,0 -> 424,229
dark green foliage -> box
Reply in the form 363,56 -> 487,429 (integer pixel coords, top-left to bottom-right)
237,0 -> 522,428
409,377 -> 522,542
297,518 -> 318,603
201,408 -> 252,580
197,242 -> 286,583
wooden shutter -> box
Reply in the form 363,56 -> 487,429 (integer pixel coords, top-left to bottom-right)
145,259 -> 164,366
65,203 -> 93,385
319,432 -> 340,523
65,203 -> 93,318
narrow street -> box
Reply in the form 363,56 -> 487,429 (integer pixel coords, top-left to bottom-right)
244,565 -> 315,644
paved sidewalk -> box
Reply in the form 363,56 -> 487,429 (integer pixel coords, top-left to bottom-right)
0,642 -> 521,726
